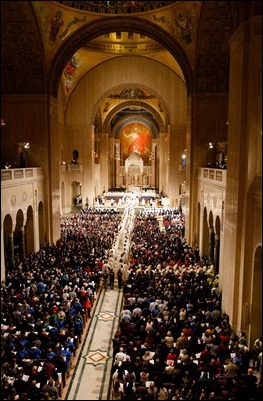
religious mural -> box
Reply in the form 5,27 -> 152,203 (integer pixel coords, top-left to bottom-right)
120,123 -> 151,165
63,52 -> 83,93
55,1 -> 177,14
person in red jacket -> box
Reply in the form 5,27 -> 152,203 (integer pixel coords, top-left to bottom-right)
82,295 -> 92,318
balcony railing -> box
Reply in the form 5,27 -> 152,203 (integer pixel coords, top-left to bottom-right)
1,167 -> 44,187
198,167 -> 227,187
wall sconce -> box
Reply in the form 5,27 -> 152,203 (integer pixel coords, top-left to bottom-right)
24,142 -> 30,149
1,118 -> 6,126
209,142 -> 214,149
181,153 -> 186,168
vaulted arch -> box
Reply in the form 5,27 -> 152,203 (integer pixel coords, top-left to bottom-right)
48,16 -> 194,97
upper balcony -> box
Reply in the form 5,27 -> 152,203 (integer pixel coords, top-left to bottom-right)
198,167 -> 227,188
1,167 -> 44,188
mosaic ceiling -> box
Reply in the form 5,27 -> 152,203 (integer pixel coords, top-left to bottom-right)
54,1 -> 177,14
83,32 -> 165,54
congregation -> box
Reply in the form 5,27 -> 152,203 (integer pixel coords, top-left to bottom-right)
109,207 -> 262,400
1,202 -> 262,400
1,207 -> 122,400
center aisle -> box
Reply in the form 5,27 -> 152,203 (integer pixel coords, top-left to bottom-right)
65,286 -> 123,400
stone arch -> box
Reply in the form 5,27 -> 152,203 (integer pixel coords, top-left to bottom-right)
14,209 -> 25,261
25,206 -> 34,254
72,180 -> 82,206
102,100 -> 166,135
208,210 -> 215,263
48,16 -> 193,98
38,201 -> 45,247
208,209 -> 214,229
202,206 -> 209,259
94,84 -> 168,133
111,113 -> 160,141
214,215 -> 221,275
196,201 -> 201,248
3,214 -> 14,269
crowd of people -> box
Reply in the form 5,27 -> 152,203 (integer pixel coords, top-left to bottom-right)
1,207 -> 122,400
109,207 -> 262,400
1,202 -> 262,400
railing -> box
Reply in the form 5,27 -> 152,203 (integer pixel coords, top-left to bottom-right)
198,167 -> 227,187
1,167 -> 44,186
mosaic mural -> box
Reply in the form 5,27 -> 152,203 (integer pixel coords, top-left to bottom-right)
55,1 -> 177,14
120,122 -> 152,164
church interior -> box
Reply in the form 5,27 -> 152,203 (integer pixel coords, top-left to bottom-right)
1,1 -> 262,394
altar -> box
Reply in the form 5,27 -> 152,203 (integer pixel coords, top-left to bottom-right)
128,185 -> 141,192
125,151 -> 143,190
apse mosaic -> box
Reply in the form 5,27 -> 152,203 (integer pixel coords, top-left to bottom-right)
120,122 -> 152,165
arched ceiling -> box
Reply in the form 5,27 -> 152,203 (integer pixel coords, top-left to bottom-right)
93,84 -> 168,135
1,1 -> 261,116
1,1 -> 262,135
111,111 -> 160,140
49,14 -> 193,97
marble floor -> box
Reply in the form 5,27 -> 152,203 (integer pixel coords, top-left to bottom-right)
63,285 -> 123,400
60,198 -> 143,399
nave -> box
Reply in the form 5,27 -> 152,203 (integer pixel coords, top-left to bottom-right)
64,286 -> 123,400
62,202 -> 261,400
1,200 -> 261,401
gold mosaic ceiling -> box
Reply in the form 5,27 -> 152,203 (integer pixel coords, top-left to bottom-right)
55,1 -> 177,56
83,32 -> 164,55
54,1 -> 178,14
1,1 -> 261,97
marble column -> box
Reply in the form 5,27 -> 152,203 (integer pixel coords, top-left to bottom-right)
158,132 -> 168,194
150,143 -> 156,188
115,143 -> 121,188
168,124 -> 187,207
99,133 -> 109,193
82,124 -> 95,206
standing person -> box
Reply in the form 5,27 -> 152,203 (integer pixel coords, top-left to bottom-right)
103,269 -> 109,290
156,384 -> 169,400
109,269 -> 115,289
253,336 -> 262,369
111,381 -> 124,400
147,382 -> 158,400
41,378 -> 59,400
117,268 -> 122,289
82,295 -> 92,318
